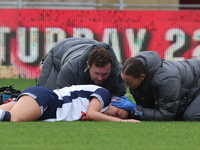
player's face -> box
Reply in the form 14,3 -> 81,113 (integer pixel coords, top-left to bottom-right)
121,72 -> 145,89
88,63 -> 111,85
103,104 -> 129,119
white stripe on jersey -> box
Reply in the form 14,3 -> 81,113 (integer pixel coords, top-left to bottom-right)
51,85 -> 110,122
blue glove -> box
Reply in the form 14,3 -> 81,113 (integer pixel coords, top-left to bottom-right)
111,96 -> 137,112
137,111 -> 143,119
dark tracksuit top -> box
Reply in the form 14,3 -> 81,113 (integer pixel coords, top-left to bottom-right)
38,37 -> 126,96
130,51 -> 200,121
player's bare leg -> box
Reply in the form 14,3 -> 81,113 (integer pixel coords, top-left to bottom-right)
9,95 -> 41,122
0,95 -> 41,122
0,102 -> 15,111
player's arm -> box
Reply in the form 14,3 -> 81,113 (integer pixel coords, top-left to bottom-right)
85,97 -> 140,122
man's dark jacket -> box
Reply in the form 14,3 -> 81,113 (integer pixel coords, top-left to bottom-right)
37,38 -> 126,96
130,51 -> 200,121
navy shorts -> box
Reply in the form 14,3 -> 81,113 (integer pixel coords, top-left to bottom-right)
16,86 -> 58,120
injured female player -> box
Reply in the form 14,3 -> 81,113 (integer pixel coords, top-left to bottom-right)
0,85 -> 140,123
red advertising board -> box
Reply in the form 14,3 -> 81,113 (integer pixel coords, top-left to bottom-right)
0,9 -> 200,78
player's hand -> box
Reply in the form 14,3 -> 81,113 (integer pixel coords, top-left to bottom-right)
80,115 -> 86,121
121,119 -> 141,123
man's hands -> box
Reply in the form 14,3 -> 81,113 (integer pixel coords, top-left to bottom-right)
112,96 -> 137,112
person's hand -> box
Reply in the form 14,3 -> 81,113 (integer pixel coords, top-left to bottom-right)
111,96 -> 137,112
121,119 -> 141,123
80,115 -> 86,121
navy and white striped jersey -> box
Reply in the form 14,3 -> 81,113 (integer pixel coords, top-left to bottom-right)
52,85 -> 111,121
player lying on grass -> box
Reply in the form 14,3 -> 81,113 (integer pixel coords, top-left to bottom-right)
0,85 -> 140,123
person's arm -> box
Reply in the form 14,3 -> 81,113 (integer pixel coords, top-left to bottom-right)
141,77 -> 181,121
127,77 -> 181,121
86,97 -> 140,122
56,63 -> 76,88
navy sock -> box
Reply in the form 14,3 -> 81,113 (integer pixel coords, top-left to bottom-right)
3,111 -> 11,122
0,109 -> 11,122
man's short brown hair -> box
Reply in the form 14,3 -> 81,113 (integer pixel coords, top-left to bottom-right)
88,47 -> 114,67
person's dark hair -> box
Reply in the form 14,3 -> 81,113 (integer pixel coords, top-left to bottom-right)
88,47 -> 114,67
122,57 -> 144,78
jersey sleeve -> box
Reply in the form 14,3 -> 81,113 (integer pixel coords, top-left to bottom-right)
90,88 -> 111,108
